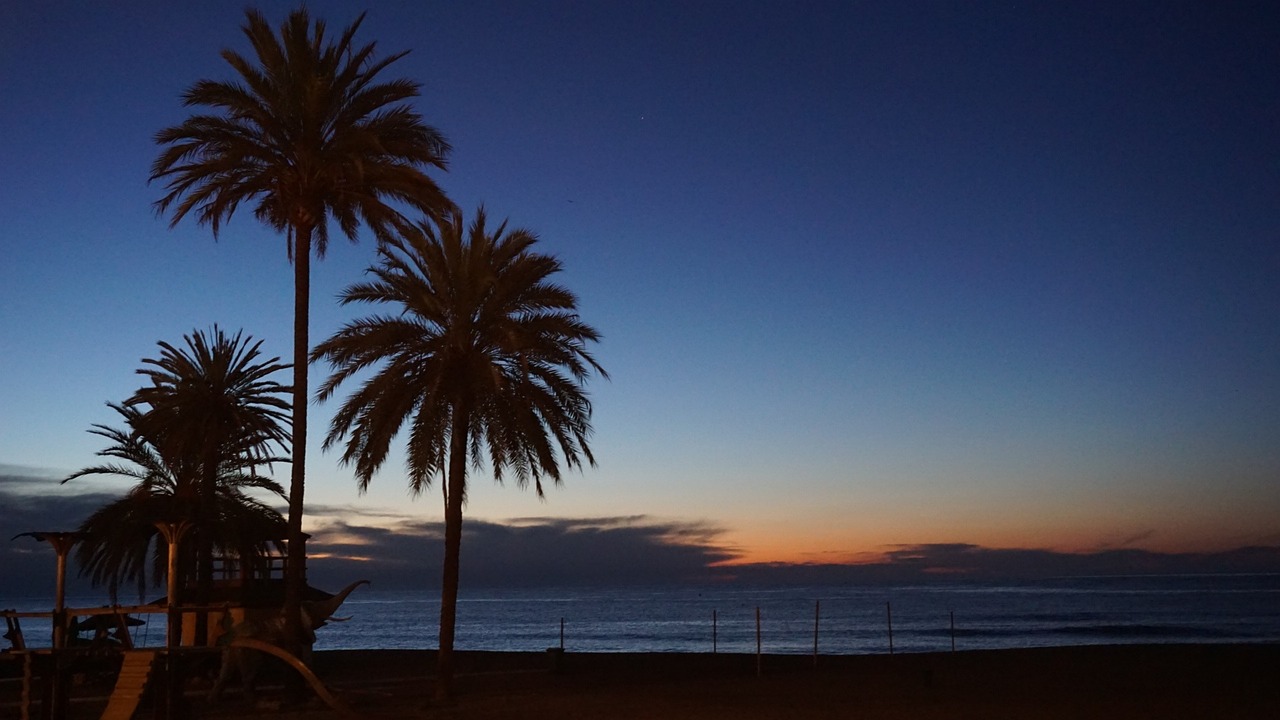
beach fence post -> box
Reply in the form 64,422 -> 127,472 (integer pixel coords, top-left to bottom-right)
547,618 -> 566,673
755,606 -> 762,677
712,610 -> 718,654
950,610 -> 956,652
813,600 -> 820,668
886,601 -> 894,655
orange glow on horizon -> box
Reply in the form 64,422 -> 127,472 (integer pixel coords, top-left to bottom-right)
308,552 -> 376,563
712,523 -> 1263,567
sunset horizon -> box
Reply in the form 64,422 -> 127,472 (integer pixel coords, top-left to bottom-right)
3,2 -> 1278,600
5,460 -> 1276,598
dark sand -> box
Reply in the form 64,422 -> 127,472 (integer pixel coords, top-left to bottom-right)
233,644 -> 1280,719
6,644 -> 1278,718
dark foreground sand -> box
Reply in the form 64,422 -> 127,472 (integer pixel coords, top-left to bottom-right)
6,644 -> 1279,719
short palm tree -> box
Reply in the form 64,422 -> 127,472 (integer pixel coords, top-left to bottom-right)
150,7 -> 453,635
125,326 -> 290,641
312,208 -> 607,699
65,402 -> 288,604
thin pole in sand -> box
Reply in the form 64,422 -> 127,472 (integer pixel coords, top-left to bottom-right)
755,607 -> 762,677
950,610 -> 956,652
559,617 -> 565,651
712,610 -> 718,654
813,600 -> 820,668
886,601 -> 894,655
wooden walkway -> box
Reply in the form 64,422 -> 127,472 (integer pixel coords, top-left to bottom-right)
99,651 -> 157,720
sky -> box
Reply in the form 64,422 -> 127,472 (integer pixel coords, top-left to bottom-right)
2,1 -> 1279,592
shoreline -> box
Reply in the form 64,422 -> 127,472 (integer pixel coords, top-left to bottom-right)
5,643 -> 1278,718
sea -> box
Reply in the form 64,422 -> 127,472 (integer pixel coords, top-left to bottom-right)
6,574 -> 1278,655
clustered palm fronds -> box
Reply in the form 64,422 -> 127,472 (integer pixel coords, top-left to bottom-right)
65,329 -> 291,603
151,8 -> 452,255
130,326 -> 290,472
314,207 -> 607,497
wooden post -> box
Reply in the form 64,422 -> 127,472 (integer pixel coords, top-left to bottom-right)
755,607 -> 762,676
27,533 -> 79,650
155,522 -> 191,649
21,652 -> 32,720
155,521 -> 190,720
712,610 -> 717,654
560,617 -> 565,651
14,531 -> 80,720
165,651 -> 182,720
886,601 -> 894,655
950,610 -> 956,652
813,599 -> 820,668
52,542 -> 68,650
165,529 -> 181,650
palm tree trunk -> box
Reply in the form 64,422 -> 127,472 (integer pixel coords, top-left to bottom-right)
436,408 -> 468,701
283,222 -> 312,651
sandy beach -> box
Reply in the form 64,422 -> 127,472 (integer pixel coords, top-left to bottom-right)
4,643 -> 1277,718
67,643 -> 1272,719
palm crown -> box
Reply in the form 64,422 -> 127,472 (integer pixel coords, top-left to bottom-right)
151,8 -> 452,255
314,207 -> 607,496
129,326 -> 290,472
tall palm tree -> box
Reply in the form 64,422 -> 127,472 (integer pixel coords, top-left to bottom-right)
150,7 -> 452,639
312,208 -> 607,698
125,326 -> 290,642
64,402 -> 288,605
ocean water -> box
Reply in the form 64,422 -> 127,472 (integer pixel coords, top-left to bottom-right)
322,574 -> 1280,654
6,574 -> 1278,654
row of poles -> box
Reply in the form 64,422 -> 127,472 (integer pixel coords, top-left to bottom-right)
720,601 -> 958,663
560,600 -> 960,675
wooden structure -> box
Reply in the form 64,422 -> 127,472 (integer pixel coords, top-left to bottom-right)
1,529 -> 352,719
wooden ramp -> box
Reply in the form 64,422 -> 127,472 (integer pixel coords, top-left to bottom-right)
99,650 -> 157,720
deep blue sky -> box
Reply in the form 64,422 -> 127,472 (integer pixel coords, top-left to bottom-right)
2,2 -> 1278,579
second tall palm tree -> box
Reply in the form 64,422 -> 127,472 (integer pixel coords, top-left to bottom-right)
313,208 -> 607,699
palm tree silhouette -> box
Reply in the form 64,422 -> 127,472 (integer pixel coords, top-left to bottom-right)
65,341 -> 289,608
125,326 -> 289,642
312,208 -> 607,699
150,8 -> 452,637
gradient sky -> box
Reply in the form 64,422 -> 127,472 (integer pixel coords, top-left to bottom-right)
2,2 -> 1278,582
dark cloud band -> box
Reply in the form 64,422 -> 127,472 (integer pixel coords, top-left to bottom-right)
3,471 -> 1278,599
